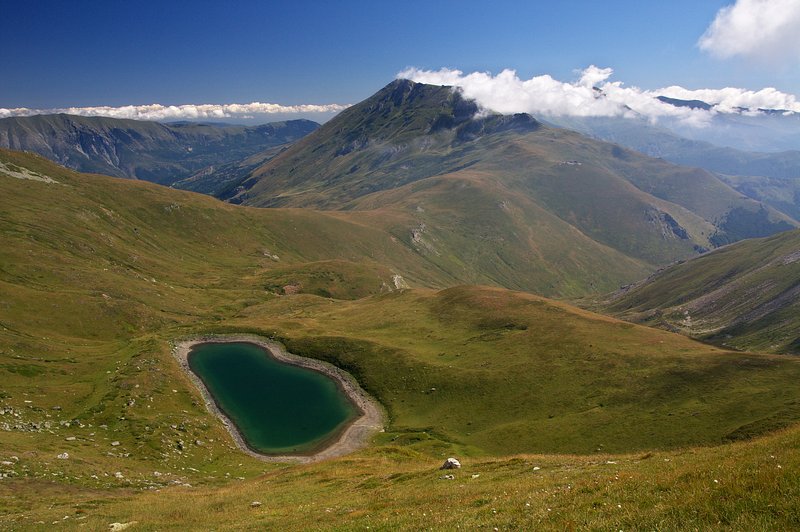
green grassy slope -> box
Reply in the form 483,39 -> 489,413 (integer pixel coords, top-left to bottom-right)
3,149 -> 800,528
0,114 -> 318,185
0,148 -> 645,298
0,148 -> 456,507
351,170 -> 653,296
248,286 -> 800,455
599,229 -> 800,354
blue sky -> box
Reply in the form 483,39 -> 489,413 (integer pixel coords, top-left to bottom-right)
1,0 -> 798,121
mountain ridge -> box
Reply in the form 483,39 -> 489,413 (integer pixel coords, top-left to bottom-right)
0,113 -> 318,185
228,80 -> 796,277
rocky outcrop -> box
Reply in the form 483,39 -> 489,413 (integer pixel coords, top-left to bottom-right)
440,457 -> 461,470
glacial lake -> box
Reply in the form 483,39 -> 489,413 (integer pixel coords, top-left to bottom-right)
188,342 -> 358,455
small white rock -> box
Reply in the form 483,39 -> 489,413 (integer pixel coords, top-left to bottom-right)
108,522 -> 136,531
57,453 -> 69,460
111,441 -> 120,446
440,457 -> 461,470
250,501 -> 262,508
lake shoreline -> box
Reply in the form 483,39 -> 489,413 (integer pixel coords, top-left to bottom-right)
172,334 -> 385,463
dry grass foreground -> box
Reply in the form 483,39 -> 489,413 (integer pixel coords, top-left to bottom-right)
1,422 -> 799,530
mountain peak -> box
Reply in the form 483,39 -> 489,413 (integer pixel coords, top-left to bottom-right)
355,79 -> 482,139
352,79 -> 540,141
229,80 -> 545,207
656,95 -> 713,111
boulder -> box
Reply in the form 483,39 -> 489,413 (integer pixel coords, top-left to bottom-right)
440,457 -> 461,470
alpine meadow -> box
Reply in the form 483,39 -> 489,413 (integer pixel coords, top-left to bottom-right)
2,1 -> 800,530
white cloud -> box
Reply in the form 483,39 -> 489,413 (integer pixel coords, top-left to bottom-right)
398,66 -> 800,126
698,0 -> 800,61
657,85 -> 800,112
0,102 -> 350,121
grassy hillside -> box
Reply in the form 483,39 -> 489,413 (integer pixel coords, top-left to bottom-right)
350,170 -> 654,296
0,114 -> 317,185
3,148 -> 800,528
5,149 -> 796,454
0,148 -> 646,298
252,286 -> 800,455
599,229 -> 800,354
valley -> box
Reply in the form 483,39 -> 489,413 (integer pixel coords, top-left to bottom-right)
2,135 -> 800,528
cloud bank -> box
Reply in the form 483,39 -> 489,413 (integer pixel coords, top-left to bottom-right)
398,66 -> 800,126
699,0 -> 800,61
0,102 -> 350,121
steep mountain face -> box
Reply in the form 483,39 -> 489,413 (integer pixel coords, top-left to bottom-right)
600,229 -> 800,354
228,80 -> 795,284
0,114 -> 318,185
228,80 -> 541,207
546,115 -> 800,220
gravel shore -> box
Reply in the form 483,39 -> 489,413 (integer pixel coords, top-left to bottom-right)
172,334 -> 385,463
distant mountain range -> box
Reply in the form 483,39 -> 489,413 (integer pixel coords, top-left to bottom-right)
544,114 -> 800,220
0,114 -> 318,185
635,94 -> 800,152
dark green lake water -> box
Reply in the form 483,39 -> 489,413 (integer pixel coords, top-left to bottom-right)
188,342 -> 358,455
